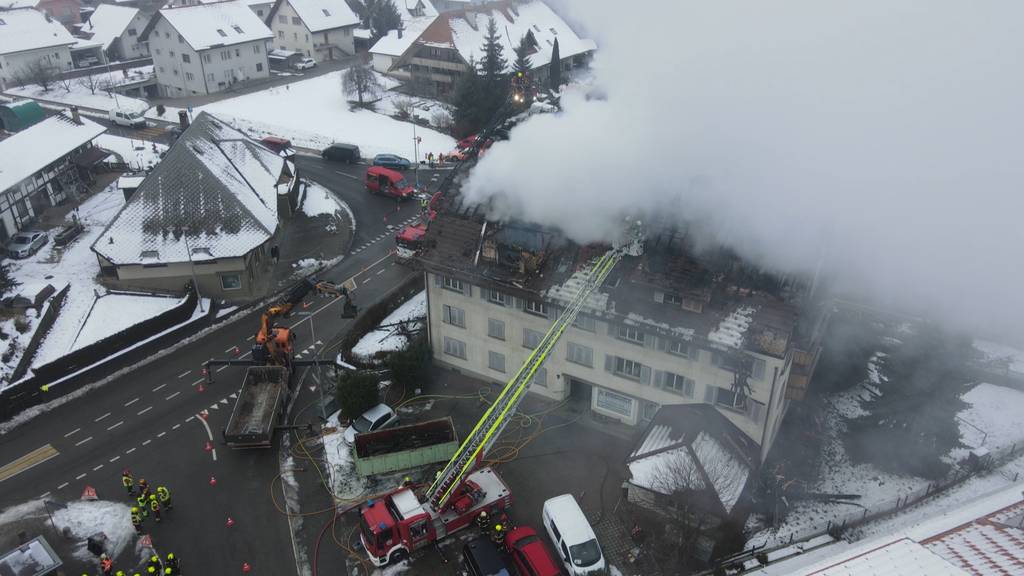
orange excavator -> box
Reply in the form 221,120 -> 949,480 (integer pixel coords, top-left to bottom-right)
251,278 -> 315,367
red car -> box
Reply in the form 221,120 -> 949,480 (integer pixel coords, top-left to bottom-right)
457,134 -> 480,150
505,526 -> 564,576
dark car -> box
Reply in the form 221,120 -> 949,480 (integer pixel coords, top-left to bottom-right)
321,143 -> 361,163
4,230 -> 48,259
464,536 -> 512,576
372,153 -> 411,170
261,136 -> 296,158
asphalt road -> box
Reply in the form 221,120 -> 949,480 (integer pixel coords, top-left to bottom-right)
0,160 -> 427,574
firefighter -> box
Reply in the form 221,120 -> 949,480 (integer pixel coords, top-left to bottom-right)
147,568 -> 156,575
131,507 -> 144,533
137,478 -> 150,498
100,553 -> 114,574
136,493 -> 149,517
147,554 -> 162,572
164,553 -> 180,575
149,494 -> 162,522
401,476 -> 413,488
491,523 -> 505,546
122,470 -> 135,496
156,486 -> 173,510
475,510 -> 489,533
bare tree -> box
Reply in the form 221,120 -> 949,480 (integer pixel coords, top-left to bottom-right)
76,73 -> 102,95
15,60 -> 60,91
341,63 -> 383,107
56,74 -> 73,93
392,96 -> 415,119
430,109 -> 453,132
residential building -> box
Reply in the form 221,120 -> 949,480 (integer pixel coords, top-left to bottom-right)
367,0 -> 437,81
92,112 -> 299,298
77,3 -> 150,61
0,108 -> 106,241
142,0 -> 272,97
0,8 -> 77,90
1,0 -> 80,26
418,211 -> 825,462
164,0 -> 274,20
265,0 -> 359,61
372,0 -> 595,98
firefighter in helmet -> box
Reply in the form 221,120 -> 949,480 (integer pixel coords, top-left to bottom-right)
130,507 -> 144,533
156,486 -> 173,510
491,523 -> 506,546
475,510 -> 490,533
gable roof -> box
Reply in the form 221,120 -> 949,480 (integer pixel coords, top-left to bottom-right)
148,1 -> 272,51
412,0 -> 594,72
79,4 -> 141,51
0,111 -> 106,194
92,112 -> 288,265
276,0 -> 359,33
0,8 -> 78,55
368,0 -> 439,59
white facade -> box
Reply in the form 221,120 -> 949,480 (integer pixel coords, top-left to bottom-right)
425,272 -> 793,460
0,46 -> 73,90
148,15 -> 270,96
111,10 -> 151,60
268,0 -> 356,62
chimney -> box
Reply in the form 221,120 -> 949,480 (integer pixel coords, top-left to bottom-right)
178,110 -> 190,131
70,106 -> 82,124
397,26 -> 403,39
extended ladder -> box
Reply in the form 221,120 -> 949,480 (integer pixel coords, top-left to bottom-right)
427,248 -> 624,509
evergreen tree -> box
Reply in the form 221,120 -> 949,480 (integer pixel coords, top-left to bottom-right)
370,0 -> 402,39
0,263 -> 17,296
513,33 -> 533,75
477,17 -> 508,83
548,37 -> 562,90
452,65 -> 485,136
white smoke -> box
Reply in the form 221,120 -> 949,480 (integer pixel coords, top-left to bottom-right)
463,0 -> 1024,340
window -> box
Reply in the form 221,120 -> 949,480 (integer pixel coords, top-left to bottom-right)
207,72 -> 215,81
203,53 -> 212,63
321,8 -> 330,16
253,44 -> 260,54
488,351 -> 505,373
293,32 -> 298,40
573,314 -> 595,332
523,328 -> 542,350
442,305 -> 465,328
182,53 -> 191,63
748,399 -> 765,423
712,351 -> 742,371
155,48 -> 161,55
178,34 -> 184,43
278,15 -> 287,23
596,388 -> 633,417
487,289 -> 508,306
751,358 -> 767,380
662,372 -> 695,397
617,325 -> 645,345
524,299 -> 548,317
159,66 -> 165,72
185,71 -> 195,81
667,340 -> 693,359
442,276 -> 463,293
292,16 -> 301,24
531,367 -> 547,387
566,342 -> 593,367
257,9 -> 263,15
278,30 -> 284,38
232,25 -> 244,33
487,318 -> 505,341
614,357 -> 642,379
710,386 -> 747,411
221,274 -> 242,290
164,32 -> 170,39
169,50 -> 175,57
216,29 -> 227,37
127,28 -> 137,36
663,292 -> 682,305
256,62 -> 263,72
172,69 -> 179,76
235,48 -> 240,57
443,336 -> 466,359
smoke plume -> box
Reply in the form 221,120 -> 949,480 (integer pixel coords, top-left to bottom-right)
462,0 -> 1024,340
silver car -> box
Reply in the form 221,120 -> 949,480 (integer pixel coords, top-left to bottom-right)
5,230 -> 48,259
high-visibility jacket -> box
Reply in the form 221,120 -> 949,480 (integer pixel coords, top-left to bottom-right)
156,487 -> 170,502
136,495 -> 148,508
130,512 -> 142,524
149,498 -> 160,512
122,475 -> 133,488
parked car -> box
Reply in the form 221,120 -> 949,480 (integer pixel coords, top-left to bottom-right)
260,136 -> 296,158
77,55 -> 100,68
4,230 -> 48,259
463,536 -> 512,576
365,166 -> 414,199
322,143 -> 361,163
542,495 -> 605,575
108,107 -> 146,128
372,153 -> 411,171
506,526 -> 565,576
295,57 -> 317,70
343,404 -> 399,444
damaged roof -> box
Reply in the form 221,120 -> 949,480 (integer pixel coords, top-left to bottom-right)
92,112 -> 289,265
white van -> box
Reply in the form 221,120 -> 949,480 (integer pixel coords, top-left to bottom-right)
108,107 -> 146,128
542,494 -> 606,575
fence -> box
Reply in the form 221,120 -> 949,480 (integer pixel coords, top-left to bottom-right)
8,284 -> 70,383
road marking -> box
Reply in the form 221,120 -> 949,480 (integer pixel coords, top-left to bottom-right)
125,397 -> 140,407
246,335 -> 254,341
376,268 -> 385,275
74,436 -> 93,447
224,346 -> 235,353
334,170 -> 361,181
178,370 -> 191,379
137,406 -> 153,416
165,391 -> 181,400
38,491 -> 50,499
185,416 -> 195,423
142,439 -> 152,446
109,456 -> 120,463
107,421 -> 123,431
193,410 -> 218,462
229,392 -> 237,399
64,428 -> 80,438
219,398 -> 229,405
0,445 -> 60,483
92,464 -> 103,471
210,404 -> 219,410
157,431 -> 166,438
191,379 -> 204,387
125,448 -> 136,454
152,383 -> 167,392
57,482 -> 69,490
95,412 -> 111,422
75,473 -> 87,480
172,424 -> 181,430
216,365 -> 228,372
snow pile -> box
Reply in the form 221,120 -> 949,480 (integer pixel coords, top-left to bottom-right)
6,69 -> 150,114
300,183 -> 343,218
708,306 -> 756,348
71,293 -> 185,351
322,412 -> 366,500
953,383 -> 1024,454
351,291 -> 426,360
52,500 -> 136,562
95,134 -> 167,171
692,431 -> 749,513
973,339 -> 1024,373
198,72 -> 455,159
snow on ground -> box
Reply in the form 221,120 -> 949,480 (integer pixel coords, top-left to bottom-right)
198,71 -> 454,159
144,104 -> 188,122
322,411 -> 366,501
95,133 -> 167,171
351,291 -> 425,360
950,382 -> 1024,461
301,182 -> 344,217
973,338 -> 1024,373
52,500 -> 135,562
5,68 -> 150,113
71,293 -> 184,350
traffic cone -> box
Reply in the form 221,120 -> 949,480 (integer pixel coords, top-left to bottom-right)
233,346 -> 240,354
209,476 -> 217,487
201,367 -> 208,376
204,441 -> 213,452
199,410 -> 209,420
242,562 -> 251,573
197,382 -> 205,393
226,516 -> 235,528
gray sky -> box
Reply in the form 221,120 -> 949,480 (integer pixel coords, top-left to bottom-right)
463,0 -> 1024,341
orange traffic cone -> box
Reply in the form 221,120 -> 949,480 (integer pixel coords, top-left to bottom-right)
204,441 -> 213,452
226,516 -> 235,528
209,476 -> 217,487
242,562 -> 251,573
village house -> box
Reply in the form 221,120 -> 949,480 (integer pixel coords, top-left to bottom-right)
91,112 -> 299,298
0,8 -> 77,90
142,0 -> 272,97
264,0 -> 359,62
76,3 -> 150,62
164,0 -> 274,20
367,0 -> 437,83
1,0 -> 80,26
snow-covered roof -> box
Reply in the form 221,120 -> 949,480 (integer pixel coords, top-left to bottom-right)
93,112 -> 287,265
420,0 -> 594,72
155,1 -> 272,50
80,4 -> 140,51
283,0 -> 359,33
709,305 -> 756,348
0,8 -> 78,55
0,111 -> 106,194
921,499 -> 1024,575
807,538 -> 968,576
367,0 -> 440,58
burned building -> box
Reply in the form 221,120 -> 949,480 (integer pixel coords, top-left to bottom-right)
417,200 -> 825,461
